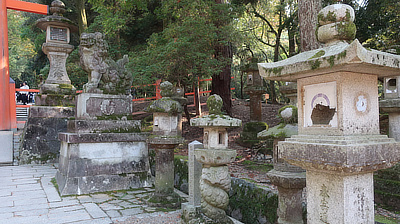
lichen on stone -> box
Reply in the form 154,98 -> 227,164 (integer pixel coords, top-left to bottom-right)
207,94 -> 223,115
309,50 -> 326,60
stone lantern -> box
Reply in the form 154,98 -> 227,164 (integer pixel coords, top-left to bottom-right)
380,76 -> 400,141
258,4 -> 400,224
146,81 -> 184,207
240,58 -> 268,146
35,0 -> 78,97
191,94 -> 241,223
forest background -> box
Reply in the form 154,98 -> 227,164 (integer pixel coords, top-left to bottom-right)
8,0 -> 400,111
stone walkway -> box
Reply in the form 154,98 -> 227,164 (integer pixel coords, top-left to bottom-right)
0,164 -> 185,224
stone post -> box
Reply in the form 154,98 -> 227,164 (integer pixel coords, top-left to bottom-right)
279,82 -> 298,106
146,81 -> 184,207
258,4 -> 400,224
258,106 -> 305,224
181,140 -> 203,222
380,76 -> 400,141
190,95 -> 241,224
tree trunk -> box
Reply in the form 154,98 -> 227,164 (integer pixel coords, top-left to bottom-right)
211,0 -> 232,115
298,0 -> 321,52
74,0 -> 87,35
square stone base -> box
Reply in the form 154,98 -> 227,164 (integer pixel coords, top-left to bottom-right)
76,93 -> 132,119
307,170 -> 374,224
57,133 -> 153,195
0,131 -> 13,164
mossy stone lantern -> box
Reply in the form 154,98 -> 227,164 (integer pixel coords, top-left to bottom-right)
35,0 -> 78,95
259,4 -> 400,224
380,76 -> 400,141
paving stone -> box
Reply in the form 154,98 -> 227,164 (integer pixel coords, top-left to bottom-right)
2,215 -> 51,224
77,195 -> 93,203
118,201 -> 139,209
11,189 -> 47,198
98,202 -> 123,210
14,197 -> 48,206
0,212 -> 13,219
91,193 -> 113,203
41,176 -> 61,202
120,207 -> 143,216
49,205 -> 85,214
0,189 -> 12,197
14,183 -> 42,191
82,203 -> 108,219
120,194 -> 135,200
14,208 -> 49,217
105,209 -> 122,218
49,199 -> 80,208
47,209 -> 92,224
108,199 -> 123,204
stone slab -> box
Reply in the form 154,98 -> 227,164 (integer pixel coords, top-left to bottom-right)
0,131 -> 13,164
279,135 -> 400,173
29,106 -> 75,118
34,94 -> 76,107
76,93 -> 132,119
68,120 -> 141,133
59,132 -> 148,143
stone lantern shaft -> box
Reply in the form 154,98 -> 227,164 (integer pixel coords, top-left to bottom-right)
258,4 -> 400,224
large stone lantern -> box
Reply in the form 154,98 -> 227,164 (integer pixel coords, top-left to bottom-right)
191,94 -> 241,223
258,4 -> 400,224
35,0 -> 78,96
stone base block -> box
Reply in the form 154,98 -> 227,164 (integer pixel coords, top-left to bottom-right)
40,83 -> 76,95
35,94 -> 76,107
306,170 -> 374,224
67,120 -> 141,133
21,107 -> 74,164
0,131 -> 13,164
76,93 -> 132,119
57,132 -> 153,195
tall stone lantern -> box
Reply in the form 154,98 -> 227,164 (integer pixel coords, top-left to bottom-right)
380,76 -> 400,141
191,94 -> 241,223
146,81 -> 184,207
240,58 -> 268,146
258,4 -> 400,224
36,0 -> 78,96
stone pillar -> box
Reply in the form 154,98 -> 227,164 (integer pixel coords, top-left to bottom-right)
258,4 -> 400,224
147,81 -> 184,207
279,82 -> 297,106
244,58 -> 266,122
181,141 -> 203,222
259,107 -> 305,224
190,94 -> 241,223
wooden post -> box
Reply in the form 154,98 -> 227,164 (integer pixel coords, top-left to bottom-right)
155,79 -> 161,99
9,78 -> 16,130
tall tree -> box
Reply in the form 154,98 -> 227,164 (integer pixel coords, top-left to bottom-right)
298,0 -> 321,51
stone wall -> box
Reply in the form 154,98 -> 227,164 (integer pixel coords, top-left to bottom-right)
173,157 -> 279,224
20,107 -> 75,164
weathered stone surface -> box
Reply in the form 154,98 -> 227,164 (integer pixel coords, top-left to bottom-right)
59,132 -> 148,143
307,170 -> 374,224
67,120 -> 141,133
279,135 -> 400,173
194,148 -> 236,166
57,138 -> 153,195
267,169 -> 306,189
150,113 -> 182,136
146,98 -> 183,114
75,93 -> 132,119
0,131 -> 13,164
30,106 -> 75,118
190,115 -> 241,127
21,113 -> 73,164
258,40 -> 400,81
80,32 -> 132,94
35,94 -> 76,107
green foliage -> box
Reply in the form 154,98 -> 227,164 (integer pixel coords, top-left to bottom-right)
129,0 -> 240,87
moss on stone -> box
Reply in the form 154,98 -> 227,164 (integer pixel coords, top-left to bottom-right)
335,22 -> 356,41
100,126 -> 141,133
318,10 -> 337,24
58,83 -> 74,89
337,50 -> 347,60
278,105 -> 298,124
95,114 -> 134,120
309,50 -> 325,60
207,94 -> 223,115
310,59 -> 321,70
328,55 -> 336,67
